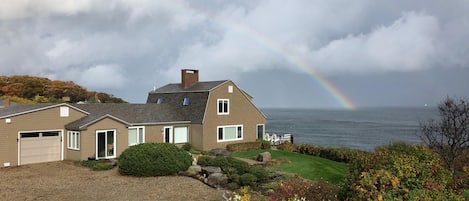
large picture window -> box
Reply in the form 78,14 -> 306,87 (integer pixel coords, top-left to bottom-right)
174,127 -> 188,144
217,125 -> 243,142
128,127 -> 145,146
217,99 -> 229,115
67,131 -> 80,150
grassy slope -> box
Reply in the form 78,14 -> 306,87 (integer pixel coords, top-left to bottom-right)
232,149 -> 348,184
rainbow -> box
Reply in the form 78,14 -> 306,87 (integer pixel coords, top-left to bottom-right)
187,4 -> 357,110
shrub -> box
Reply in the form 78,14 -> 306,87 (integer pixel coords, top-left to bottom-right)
227,182 -> 240,191
247,166 -> 270,183
182,143 -> 192,151
118,143 -> 192,177
346,143 -> 463,200
257,139 -> 271,149
80,159 -> 115,171
277,141 -> 297,152
240,173 -> 257,186
269,175 -> 339,201
226,141 -> 262,152
197,156 -> 251,175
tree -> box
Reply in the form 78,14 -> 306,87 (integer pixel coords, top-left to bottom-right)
419,97 -> 469,176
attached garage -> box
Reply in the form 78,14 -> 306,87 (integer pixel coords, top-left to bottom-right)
19,130 -> 62,165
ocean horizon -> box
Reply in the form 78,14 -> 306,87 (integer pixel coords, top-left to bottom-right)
261,107 -> 439,151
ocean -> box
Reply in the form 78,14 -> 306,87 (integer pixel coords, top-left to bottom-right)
262,107 -> 439,152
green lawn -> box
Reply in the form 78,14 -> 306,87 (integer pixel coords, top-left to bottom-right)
232,149 -> 348,184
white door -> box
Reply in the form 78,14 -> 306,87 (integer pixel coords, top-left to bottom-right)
19,131 -> 62,165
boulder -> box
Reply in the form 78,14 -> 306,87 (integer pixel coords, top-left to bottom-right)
206,173 -> 228,188
202,166 -> 222,175
210,148 -> 231,157
186,165 -> 202,177
257,152 -> 272,162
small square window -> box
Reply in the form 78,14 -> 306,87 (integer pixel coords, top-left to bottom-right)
228,85 -> 233,93
60,106 -> 69,117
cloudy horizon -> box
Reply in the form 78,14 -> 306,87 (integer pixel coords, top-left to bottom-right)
1,0 -> 468,108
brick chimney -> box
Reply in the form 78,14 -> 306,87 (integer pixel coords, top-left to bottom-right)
3,99 -> 10,108
181,69 -> 199,88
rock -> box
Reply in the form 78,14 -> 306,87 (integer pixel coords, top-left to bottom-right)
257,152 -> 271,162
186,165 -> 202,176
206,173 -> 228,188
202,166 -> 222,175
210,148 -> 231,157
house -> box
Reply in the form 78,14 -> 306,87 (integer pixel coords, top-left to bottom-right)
0,69 -> 266,167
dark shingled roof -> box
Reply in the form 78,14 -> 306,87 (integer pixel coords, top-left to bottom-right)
66,104 -> 189,130
0,103 -> 65,118
151,80 -> 228,93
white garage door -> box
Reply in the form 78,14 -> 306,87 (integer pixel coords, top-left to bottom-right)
20,131 -> 62,165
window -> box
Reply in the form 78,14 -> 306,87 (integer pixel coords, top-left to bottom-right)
174,127 -> 188,144
228,85 -> 233,93
96,130 -> 116,159
217,125 -> 243,142
156,98 -> 163,104
128,127 -> 144,146
60,106 -> 69,117
217,99 -> 229,115
67,131 -> 80,150
257,124 -> 265,139
183,97 -> 190,106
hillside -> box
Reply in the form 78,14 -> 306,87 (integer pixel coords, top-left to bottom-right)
0,75 -> 126,103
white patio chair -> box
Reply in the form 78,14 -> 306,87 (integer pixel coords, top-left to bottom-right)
263,133 -> 270,141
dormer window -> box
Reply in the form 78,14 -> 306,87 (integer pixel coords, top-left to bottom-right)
156,98 -> 163,104
183,97 -> 190,106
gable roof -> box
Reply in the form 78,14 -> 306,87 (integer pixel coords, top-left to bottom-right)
66,104 -> 189,130
151,80 -> 228,93
0,103 -> 88,119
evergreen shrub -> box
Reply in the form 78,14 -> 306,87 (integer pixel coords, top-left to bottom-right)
118,143 -> 192,177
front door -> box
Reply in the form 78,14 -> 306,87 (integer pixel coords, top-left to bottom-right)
96,130 -> 116,159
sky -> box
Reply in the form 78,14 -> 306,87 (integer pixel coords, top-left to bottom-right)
1,0 -> 468,109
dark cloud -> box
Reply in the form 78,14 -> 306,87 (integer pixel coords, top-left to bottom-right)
0,0 -> 468,107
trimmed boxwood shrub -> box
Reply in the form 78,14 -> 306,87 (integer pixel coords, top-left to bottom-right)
118,143 -> 192,177
226,141 -> 262,152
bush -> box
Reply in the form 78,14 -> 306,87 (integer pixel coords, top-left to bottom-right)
247,166 -> 270,183
226,141 -> 262,152
240,173 -> 257,186
80,159 -> 115,171
346,143 -> 463,200
257,139 -> 271,149
277,141 -> 297,152
118,143 -> 192,177
197,156 -> 251,175
182,143 -> 192,151
269,175 -> 339,201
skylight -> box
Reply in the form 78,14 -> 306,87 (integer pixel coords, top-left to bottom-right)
183,97 -> 190,106
156,98 -> 163,104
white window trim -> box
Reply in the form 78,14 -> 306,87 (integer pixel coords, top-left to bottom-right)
60,106 -> 69,117
128,126 -> 145,146
173,126 -> 189,144
228,85 -> 233,93
95,129 -> 117,159
217,99 -> 230,115
163,126 -> 173,143
67,131 -> 80,150
217,125 -> 243,142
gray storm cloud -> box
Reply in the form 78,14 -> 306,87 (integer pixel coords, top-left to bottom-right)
0,0 -> 468,105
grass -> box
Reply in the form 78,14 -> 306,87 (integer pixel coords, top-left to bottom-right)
232,149 -> 348,184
